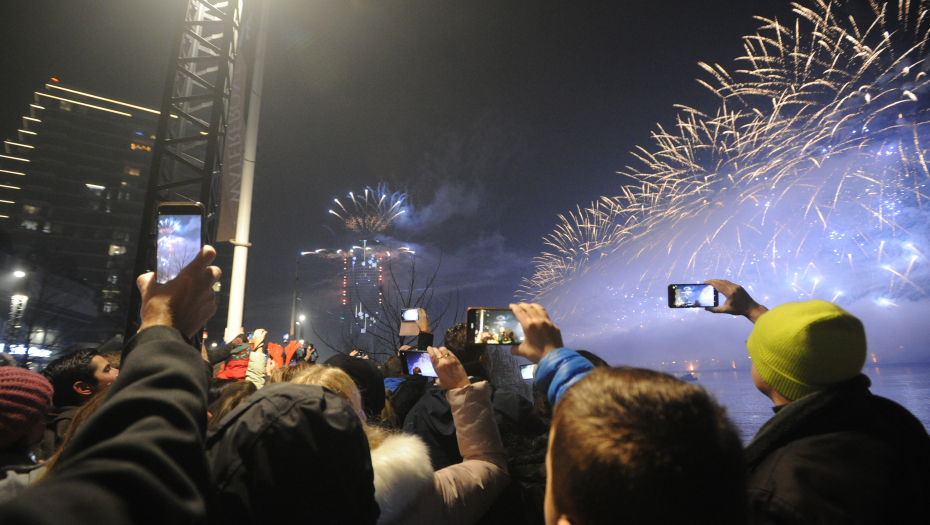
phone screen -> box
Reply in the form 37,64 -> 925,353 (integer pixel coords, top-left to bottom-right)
520,364 -> 535,380
156,208 -> 203,283
400,350 -> 438,378
467,308 -> 525,345
668,284 -> 718,308
402,308 -> 419,322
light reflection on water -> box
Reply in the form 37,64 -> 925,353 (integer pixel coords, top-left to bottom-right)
681,364 -> 930,443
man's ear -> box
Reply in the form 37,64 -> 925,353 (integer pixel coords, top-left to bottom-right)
73,380 -> 93,397
556,516 -> 573,525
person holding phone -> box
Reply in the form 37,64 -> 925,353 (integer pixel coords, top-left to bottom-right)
0,246 -> 222,525
704,279 -> 930,524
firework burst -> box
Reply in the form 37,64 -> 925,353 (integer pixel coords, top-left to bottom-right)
329,184 -> 407,238
520,0 -> 930,328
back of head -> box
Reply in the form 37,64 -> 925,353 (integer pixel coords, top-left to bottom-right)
0,367 -> 53,450
551,367 -> 746,525
42,348 -> 98,408
383,356 -> 404,379
324,354 -> 386,418
445,323 -> 486,377
207,380 -> 257,430
283,360 -> 312,381
748,300 -> 866,401
205,382 -> 379,525
293,365 -> 365,420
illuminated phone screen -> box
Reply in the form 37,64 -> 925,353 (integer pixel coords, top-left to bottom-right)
156,214 -> 202,283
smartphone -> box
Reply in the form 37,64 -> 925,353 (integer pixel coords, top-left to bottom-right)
668,284 -> 719,308
520,364 -> 535,380
400,350 -> 438,378
247,332 -> 254,341
402,308 -> 419,322
156,202 -> 204,283
417,332 -> 434,351
466,308 -> 526,345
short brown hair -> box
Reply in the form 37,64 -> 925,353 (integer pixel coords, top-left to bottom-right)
550,367 -> 746,525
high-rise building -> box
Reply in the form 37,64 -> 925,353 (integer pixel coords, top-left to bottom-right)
0,82 -> 159,351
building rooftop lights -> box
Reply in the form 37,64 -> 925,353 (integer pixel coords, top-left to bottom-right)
0,155 -> 29,162
0,184 -> 21,190
4,141 -> 34,149
0,170 -> 25,176
36,93 -> 132,117
18,129 -> 36,135
85,183 -> 106,190
46,84 -> 161,115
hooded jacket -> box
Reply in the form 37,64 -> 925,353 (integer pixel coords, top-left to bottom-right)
374,381 -> 509,525
745,374 -> 930,524
205,382 -> 380,525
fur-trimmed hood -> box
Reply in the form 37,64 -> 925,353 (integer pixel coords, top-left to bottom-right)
371,432 -> 434,525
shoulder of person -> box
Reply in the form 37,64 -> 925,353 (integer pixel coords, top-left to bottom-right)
371,432 -> 434,523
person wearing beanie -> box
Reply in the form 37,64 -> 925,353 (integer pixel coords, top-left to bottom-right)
0,367 -> 53,504
0,367 -> 53,466
706,279 -> 930,524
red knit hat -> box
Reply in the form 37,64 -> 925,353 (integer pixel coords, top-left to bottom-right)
0,367 -> 54,448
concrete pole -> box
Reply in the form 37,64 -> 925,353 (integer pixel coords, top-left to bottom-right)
225,0 -> 269,341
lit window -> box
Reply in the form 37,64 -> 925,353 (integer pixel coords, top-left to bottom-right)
21,220 -> 38,230
130,143 -> 152,152
60,100 -> 72,111
108,245 -> 127,256
107,273 -> 118,284
123,166 -> 140,176
103,302 -> 119,313
23,205 -> 40,215
42,222 -> 52,233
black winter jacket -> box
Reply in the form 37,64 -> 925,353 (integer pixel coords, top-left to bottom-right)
745,374 -> 930,524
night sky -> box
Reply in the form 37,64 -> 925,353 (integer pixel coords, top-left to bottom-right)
0,0 -> 800,354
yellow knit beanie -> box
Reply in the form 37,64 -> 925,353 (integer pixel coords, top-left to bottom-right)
747,300 -> 866,401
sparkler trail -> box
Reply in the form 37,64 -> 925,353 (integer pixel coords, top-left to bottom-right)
329,184 -> 408,238
520,0 -> 930,334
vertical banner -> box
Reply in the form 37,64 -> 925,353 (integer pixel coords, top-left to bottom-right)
217,0 -> 264,242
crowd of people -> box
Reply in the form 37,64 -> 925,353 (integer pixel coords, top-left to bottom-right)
0,245 -> 928,524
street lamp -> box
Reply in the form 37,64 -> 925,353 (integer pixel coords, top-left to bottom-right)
290,250 -> 324,339
13,271 -> 25,278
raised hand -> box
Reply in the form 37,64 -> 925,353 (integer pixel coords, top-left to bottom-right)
508,303 -> 564,364
137,246 -> 222,339
427,346 -> 470,390
704,279 -> 768,323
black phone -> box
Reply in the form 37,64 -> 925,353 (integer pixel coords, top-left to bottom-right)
466,307 -> 525,345
520,364 -> 535,380
417,332 -> 434,351
156,202 -> 205,283
400,350 -> 438,378
668,284 -> 719,308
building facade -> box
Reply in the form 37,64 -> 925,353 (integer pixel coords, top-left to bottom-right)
0,82 -> 158,352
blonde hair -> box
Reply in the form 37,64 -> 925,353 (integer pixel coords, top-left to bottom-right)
292,365 -> 392,449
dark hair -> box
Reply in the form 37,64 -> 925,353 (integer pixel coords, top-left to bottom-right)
208,378 -> 238,405
443,323 -> 468,354
575,350 -> 609,368
383,356 -> 404,378
208,381 -> 257,430
42,349 -> 100,408
551,367 -> 746,525
444,323 -> 486,377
